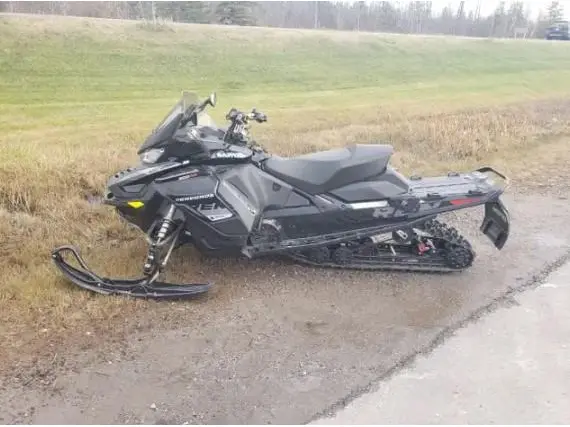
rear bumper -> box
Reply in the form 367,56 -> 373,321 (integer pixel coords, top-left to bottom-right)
474,166 -> 509,191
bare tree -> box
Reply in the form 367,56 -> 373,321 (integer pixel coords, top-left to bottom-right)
2,1 -> 549,40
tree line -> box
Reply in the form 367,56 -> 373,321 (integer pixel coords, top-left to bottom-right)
0,1 -> 566,39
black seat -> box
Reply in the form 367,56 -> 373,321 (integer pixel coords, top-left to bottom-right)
263,144 -> 394,194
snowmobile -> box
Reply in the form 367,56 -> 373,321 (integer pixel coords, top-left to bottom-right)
52,91 -> 511,299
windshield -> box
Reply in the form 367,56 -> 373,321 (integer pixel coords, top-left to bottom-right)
196,109 -> 217,127
137,91 -> 216,154
551,21 -> 569,30
154,91 -> 198,134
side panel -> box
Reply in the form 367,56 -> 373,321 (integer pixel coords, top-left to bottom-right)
217,164 -> 311,232
154,166 -> 250,254
216,164 -> 413,240
168,176 -> 222,215
154,169 -> 233,221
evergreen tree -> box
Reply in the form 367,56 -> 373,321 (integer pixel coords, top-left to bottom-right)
547,1 -> 564,23
215,1 -> 258,26
155,2 -> 210,24
180,1 -> 210,24
490,1 -> 506,36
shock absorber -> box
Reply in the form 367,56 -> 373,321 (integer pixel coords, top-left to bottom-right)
155,205 -> 177,244
144,205 -> 177,277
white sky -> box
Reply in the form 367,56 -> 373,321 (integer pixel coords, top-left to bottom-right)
356,0 -> 570,20
432,0 -> 569,19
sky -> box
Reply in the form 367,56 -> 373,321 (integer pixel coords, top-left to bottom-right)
432,0 -> 569,19
356,0 -> 570,20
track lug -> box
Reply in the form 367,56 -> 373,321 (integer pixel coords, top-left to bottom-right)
288,219 -> 475,273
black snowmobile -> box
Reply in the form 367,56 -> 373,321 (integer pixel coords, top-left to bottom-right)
52,91 -> 511,299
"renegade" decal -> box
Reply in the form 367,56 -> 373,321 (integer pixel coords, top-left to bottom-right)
175,194 -> 215,202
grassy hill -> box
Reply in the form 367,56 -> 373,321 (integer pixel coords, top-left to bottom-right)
2,14 -> 570,103
2,13 -> 570,369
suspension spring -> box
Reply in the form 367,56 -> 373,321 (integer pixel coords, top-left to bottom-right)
144,205 -> 177,276
155,205 -> 176,243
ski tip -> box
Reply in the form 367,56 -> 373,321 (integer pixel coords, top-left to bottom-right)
51,244 -> 81,258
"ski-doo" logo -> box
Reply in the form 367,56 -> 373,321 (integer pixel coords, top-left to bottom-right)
212,151 -> 249,159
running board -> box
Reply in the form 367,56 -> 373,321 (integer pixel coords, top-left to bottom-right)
242,215 -> 437,257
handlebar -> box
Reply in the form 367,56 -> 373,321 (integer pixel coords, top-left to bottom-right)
223,107 -> 267,147
226,108 -> 267,124
180,92 -> 268,148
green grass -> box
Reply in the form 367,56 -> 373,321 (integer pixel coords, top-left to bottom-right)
2,13 -> 570,371
2,15 -> 570,106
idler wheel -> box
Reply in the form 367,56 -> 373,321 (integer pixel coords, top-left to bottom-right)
307,247 -> 331,263
332,246 -> 353,264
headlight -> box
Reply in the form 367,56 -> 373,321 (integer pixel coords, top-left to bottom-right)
140,148 -> 164,164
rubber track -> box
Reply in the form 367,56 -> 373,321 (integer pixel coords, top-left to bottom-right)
288,219 -> 476,273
